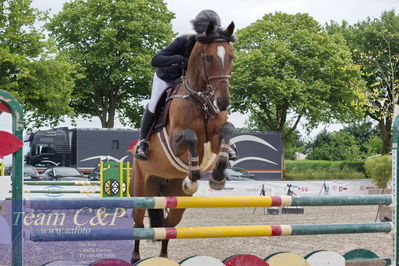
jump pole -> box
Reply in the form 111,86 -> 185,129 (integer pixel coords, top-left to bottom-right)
30,222 -> 394,242
25,194 -> 392,210
22,189 -> 100,194
24,181 -> 100,186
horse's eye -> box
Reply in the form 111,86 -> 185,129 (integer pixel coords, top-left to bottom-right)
205,55 -> 212,62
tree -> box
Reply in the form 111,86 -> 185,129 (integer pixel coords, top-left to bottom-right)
306,130 -> 361,161
364,135 -> 383,156
326,10 -> 399,155
341,120 -> 380,156
231,12 -> 365,157
0,0 -> 76,128
47,0 -> 175,128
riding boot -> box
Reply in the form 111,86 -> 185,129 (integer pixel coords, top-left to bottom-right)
228,146 -> 238,161
135,108 -> 156,160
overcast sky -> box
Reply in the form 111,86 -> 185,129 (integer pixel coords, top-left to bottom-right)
31,0 -> 399,34
1,0 -> 399,152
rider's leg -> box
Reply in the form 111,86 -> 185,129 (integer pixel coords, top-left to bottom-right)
135,73 -> 174,160
135,106 -> 155,160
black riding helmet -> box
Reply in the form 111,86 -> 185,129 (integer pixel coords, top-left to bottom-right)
191,9 -> 221,33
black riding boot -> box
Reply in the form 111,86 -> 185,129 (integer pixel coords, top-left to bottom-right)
135,108 -> 155,160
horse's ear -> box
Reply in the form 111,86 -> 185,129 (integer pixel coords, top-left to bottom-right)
225,21 -> 235,36
205,21 -> 215,35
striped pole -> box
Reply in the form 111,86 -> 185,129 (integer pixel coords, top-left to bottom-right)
23,189 -> 100,194
25,194 -> 392,210
29,222 -> 393,242
24,181 -> 100,186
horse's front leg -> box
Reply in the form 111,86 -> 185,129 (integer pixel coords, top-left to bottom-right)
170,129 -> 201,195
210,122 -> 235,190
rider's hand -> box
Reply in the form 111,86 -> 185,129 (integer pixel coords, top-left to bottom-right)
171,56 -> 187,69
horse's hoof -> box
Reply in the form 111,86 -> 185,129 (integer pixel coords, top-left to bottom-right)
131,253 -> 141,264
182,176 -> 199,195
209,176 -> 226,190
160,252 -> 168,258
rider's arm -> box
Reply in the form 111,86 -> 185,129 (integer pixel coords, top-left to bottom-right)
151,36 -> 187,68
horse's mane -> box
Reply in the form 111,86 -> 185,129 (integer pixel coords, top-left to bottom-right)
184,35 -> 197,58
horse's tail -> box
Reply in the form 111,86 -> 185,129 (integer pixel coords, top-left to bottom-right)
147,209 -> 165,228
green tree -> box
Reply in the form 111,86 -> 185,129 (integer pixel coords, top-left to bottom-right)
341,120 -> 380,157
47,0 -> 175,128
306,130 -> 361,161
327,10 -> 399,154
364,135 -> 383,156
231,12 -> 365,157
0,0 -> 76,127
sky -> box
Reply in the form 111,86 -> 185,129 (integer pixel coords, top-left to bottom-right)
1,0 -> 399,163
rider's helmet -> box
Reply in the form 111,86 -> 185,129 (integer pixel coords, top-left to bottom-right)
191,10 -> 221,33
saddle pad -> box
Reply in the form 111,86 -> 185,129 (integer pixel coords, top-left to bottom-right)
152,84 -> 180,133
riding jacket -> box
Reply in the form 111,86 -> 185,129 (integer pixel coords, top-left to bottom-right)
151,35 -> 195,83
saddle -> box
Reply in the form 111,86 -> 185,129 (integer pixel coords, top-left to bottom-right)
152,84 -> 180,133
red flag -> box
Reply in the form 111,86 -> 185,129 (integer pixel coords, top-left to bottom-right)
0,131 -> 23,157
0,102 -> 10,113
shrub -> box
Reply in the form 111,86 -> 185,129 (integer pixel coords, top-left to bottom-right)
364,155 -> 392,188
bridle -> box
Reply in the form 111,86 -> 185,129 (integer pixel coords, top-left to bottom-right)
179,39 -> 232,116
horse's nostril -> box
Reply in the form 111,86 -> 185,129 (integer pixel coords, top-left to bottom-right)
217,97 -> 230,111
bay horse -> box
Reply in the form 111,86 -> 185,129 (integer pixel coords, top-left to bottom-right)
129,21 -> 235,262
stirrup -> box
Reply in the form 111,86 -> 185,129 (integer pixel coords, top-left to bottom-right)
135,140 -> 149,160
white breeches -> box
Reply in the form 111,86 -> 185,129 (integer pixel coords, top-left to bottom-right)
148,73 -> 178,113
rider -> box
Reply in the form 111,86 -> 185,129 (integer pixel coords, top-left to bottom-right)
135,9 -> 237,161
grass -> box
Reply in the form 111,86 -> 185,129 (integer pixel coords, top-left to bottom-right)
284,166 -> 365,181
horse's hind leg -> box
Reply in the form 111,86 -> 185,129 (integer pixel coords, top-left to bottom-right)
210,122 -> 235,190
170,129 -> 201,194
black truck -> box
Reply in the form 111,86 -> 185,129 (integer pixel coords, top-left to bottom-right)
26,127 -> 282,180
26,127 -> 139,174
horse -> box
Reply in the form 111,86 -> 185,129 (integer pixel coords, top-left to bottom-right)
129,21 -> 235,262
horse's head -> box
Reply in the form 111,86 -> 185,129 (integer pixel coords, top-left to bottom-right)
186,21 -> 235,113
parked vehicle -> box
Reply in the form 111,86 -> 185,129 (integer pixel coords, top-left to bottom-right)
225,167 -> 255,181
89,167 -> 100,181
3,164 -> 42,180
24,164 -> 42,180
41,167 -> 87,181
